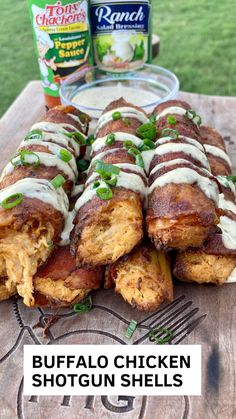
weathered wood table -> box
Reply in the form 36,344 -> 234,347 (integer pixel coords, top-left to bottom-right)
0,81 -> 235,419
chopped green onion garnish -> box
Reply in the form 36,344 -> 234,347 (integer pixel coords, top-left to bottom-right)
101,173 -> 118,187
160,128 -> 179,139
123,140 -> 134,149
51,174 -> 65,189
77,158 -> 90,172
65,131 -> 86,145
112,111 -> 122,121
123,117 -> 131,126
167,115 -> 177,125
10,156 -> 21,167
87,134 -> 95,145
149,327 -> 173,344
105,133 -> 116,146
124,320 -> 137,339
10,150 -> 41,167
143,139 -> 156,149
24,129 -> 42,140
136,123 -> 157,140
95,161 -> 120,176
139,144 -> 151,152
96,187 -> 113,200
1,192 -> 24,209
59,148 -> 72,162
185,109 -> 202,126
73,295 -> 92,314
226,175 -> 236,184
128,147 -> 140,157
135,154 -> 145,168
92,181 -> 101,189
149,115 -> 157,124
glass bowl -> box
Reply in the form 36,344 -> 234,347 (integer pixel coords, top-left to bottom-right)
60,64 -> 179,119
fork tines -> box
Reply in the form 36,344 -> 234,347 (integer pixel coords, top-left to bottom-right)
133,295 -> 206,345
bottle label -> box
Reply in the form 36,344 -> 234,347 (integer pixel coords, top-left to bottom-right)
90,1 -> 151,72
28,0 -> 93,97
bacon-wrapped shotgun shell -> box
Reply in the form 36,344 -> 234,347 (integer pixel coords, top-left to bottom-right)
200,126 -> 232,176
106,242 -> 173,311
146,100 -> 219,250
0,106 -> 89,307
33,246 -> 104,307
174,126 -> 236,284
173,249 -> 236,285
71,98 -> 149,266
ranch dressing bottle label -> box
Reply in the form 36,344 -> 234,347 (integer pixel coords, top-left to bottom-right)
90,0 -> 152,72
28,0 -> 93,108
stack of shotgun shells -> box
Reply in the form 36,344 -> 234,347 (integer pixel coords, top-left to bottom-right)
0,99 -> 235,312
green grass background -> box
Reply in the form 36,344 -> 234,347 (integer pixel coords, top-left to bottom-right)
0,0 -> 236,117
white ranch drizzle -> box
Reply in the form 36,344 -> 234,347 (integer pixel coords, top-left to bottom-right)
218,193 -> 236,213
148,167 -> 219,204
112,162 -> 146,174
75,172 -> 146,211
89,148 -> 122,168
21,133 -> 80,156
142,136 -> 208,175
67,112 -> 87,130
31,121 -> 81,134
75,168 -> 147,213
75,180 -> 108,212
155,106 -> 198,126
0,144 -> 77,182
19,139 -> 76,165
86,170 -> 146,194
156,135 -> 204,152
86,162 -> 146,186
217,193 -> 236,251
30,121 -> 87,156
60,209 -> 76,245
217,177 -> 236,198
71,184 -> 84,197
142,149 -> 155,174
114,171 -> 146,196
0,178 -> 69,218
149,158 -> 211,178
58,183 -> 85,245
153,143 -> 210,170
218,216 -> 236,250
92,132 -> 143,153
225,267 -> 236,283
204,144 -> 232,167
95,106 -> 149,134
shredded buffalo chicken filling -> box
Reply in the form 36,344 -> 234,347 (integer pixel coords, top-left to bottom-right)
0,222 -> 54,306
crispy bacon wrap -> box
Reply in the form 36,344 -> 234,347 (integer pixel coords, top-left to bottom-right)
0,106 -> 89,306
174,126 -> 236,284
200,125 -> 232,176
33,246 -> 104,307
71,98 -> 148,266
106,241 -> 173,311
146,100 -> 219,250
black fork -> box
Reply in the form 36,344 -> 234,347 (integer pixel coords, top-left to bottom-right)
133,295 -> 207,345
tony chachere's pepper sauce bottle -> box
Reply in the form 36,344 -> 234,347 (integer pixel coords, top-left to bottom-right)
28,0 -> 93,108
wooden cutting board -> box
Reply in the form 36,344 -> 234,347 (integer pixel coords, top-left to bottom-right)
0,82 -> 235,419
